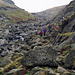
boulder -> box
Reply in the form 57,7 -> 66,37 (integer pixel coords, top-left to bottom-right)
64,50 -> 75,69
71,43 -> 75,50
57,67 -> 67,73
27,67 -> 55,75
21,46 -> 58,67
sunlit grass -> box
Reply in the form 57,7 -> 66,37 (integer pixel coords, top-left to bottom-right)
59,32 -> 74,36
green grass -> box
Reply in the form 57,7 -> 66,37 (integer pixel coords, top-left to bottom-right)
63,49 -> 69,55
0,56 -> 23,74
27,71 -> 32,75
0,0 -> 35,23
0,9 -> 35,23
59,32 -> 74,36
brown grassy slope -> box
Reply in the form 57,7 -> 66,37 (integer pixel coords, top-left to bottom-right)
0,0 -> 35,23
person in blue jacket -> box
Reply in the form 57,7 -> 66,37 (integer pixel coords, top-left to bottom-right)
43,28 -> 46,36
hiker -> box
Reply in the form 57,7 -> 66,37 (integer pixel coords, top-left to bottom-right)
56,26 -> 59,32
48,24 -> 51,33
56,26 -> 59,29
43,28 -> 46,36
39,30 -> 43,37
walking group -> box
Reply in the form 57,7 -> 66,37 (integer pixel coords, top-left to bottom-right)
39,24 -> 52,37
39,24 -> 59,37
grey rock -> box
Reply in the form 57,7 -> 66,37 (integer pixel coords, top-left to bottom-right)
0,39 -> 8,45
71,43 -> 75,50
57,67 -> 67,73
56,33 -> 75,52
64,50 -> 75,69
2,0 -> 15,5
0,57 -> 11,66
4,68 -> 24,75
29,67 -> 55,75
21,46 -> 58,67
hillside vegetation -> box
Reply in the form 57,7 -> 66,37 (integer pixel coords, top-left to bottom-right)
0,0 -> 35,23
0,0 -> 75,75
50,0 -> 75,33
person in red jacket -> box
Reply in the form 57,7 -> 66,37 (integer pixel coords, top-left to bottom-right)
39,30 -> 43,37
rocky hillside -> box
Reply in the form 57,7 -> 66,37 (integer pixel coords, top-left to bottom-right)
32,5 -> 65,21
2,0 -> 15,5
0,0 -> 35,23
50,0 -> 75,33
0,0 -> 75,75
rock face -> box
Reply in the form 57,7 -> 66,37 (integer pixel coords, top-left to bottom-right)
51,0 -> 75,33
64,50 -> 75,69
61,13 -> 75,33
21,46 -> 58,67
2,0 -> 15,5
56,33 -> 75,52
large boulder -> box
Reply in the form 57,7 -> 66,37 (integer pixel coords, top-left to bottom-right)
21,46 -> 58,67
64,50 -> 75,69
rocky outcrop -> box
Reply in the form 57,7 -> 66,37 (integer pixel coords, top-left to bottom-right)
61,13 -> 75,33
2,0 -> 15,5
64,50 -> 75,69
55,33 -> 75,52
50,0 -> 75,33
21,46 -> 58,67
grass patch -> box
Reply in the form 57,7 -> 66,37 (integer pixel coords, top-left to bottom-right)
11,52 -> 23,61
0,9 -> 35,23
59,32 -> 74,36
63,49 -> 70,55
0,56 -> 23,74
